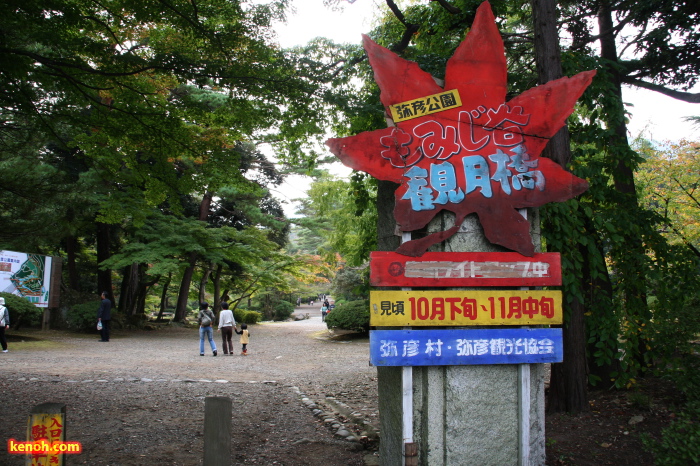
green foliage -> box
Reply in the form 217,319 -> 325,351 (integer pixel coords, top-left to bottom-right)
325,300 -> 370,333
643,401 -> 700,465
650,280 -> 700,363
233,309 -> 261,325
296,171 -> 377,267
273,301 -> 295,321
634,139 -> 700,252
0,0 -> 357,324
331,266 -> 369,302
0,293 -> 43,329
66,301 -> 101,332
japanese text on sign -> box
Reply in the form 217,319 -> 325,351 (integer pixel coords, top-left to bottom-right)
389,89 -> 462,123
370,290 -> 562,326
26,413 -> 67,465
403,260 -> 550,279
379,104 -> 544,213
369,251 -> 562,287
370,328 -> 563,366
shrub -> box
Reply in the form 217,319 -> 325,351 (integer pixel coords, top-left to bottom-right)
0,292 -> 43,329
273,301 -> 295,321
325,300 -> 369,333
66,301 -> 102,332
234,309 -> 261,325
643,401 -> 700,465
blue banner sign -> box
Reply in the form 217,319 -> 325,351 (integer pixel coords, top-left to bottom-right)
370,328 -> 562,366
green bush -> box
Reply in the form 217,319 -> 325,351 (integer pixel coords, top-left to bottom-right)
66,300 -> 101,332
325,300 -> 370,333
273,301 -> 295,321
643,400 -> 700,465
234,309 -> 261,325
0,292 -> 43,329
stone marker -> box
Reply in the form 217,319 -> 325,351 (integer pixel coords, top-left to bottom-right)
203,396 -> 232,466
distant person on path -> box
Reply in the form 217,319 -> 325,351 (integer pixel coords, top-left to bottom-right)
321,303 -> 328,322
234,323 -> 250,355
0,297 -> 9,352
198,302 -> 218,356
217,302 -> 236,355
97,291 -> 111,342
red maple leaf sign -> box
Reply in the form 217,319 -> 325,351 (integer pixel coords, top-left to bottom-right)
325,1 -> 594,257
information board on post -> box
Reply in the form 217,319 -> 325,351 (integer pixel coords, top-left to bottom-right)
370,251 -> 561,287
370,289 -> 562,326
0,250 -> 54,307
370,328 -> 563,366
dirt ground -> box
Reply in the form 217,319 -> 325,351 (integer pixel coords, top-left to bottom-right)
0,303 -> 676,465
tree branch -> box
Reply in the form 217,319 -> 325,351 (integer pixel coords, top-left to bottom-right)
430,0 -> 461,15
621,78 -> 700,103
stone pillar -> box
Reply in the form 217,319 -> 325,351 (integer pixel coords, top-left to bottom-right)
378,209 -> 547,465
203,396 -> 232,466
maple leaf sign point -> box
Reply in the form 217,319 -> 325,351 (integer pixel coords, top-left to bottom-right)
325,1 -> 595,257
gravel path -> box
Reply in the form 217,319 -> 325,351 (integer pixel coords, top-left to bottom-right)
0,304 -> 379,465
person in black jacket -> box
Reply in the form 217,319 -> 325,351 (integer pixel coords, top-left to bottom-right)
0,297 -> 9,352
97,291 -> 111,342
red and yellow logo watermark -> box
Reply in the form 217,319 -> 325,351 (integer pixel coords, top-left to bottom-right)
7,438 -> 82,454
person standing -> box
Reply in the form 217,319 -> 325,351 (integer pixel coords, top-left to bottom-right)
198,302 -> 217,356
0,297 -> 10,353
321,303 -> 328,322
217,302 -> 236,355
97,291 -> 111,342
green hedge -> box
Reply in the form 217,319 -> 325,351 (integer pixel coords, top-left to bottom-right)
325,300 -> 369,333
66,300 -> 101,332
234,309 -> 261,325
0,292 -> 43,329
273,301 -> 295,321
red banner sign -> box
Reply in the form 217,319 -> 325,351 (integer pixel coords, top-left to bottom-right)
370,251 -> 561,287
325,2 -> 594,257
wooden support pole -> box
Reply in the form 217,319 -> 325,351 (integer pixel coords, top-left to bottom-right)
203,396 -> 232,466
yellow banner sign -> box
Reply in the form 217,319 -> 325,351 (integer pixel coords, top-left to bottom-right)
389,89 -> 462,123
370,290 -> 562,326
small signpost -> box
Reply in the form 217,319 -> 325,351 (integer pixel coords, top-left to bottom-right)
26,403 -> 66,466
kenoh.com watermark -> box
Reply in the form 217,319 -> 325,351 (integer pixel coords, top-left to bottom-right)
7,438 -> 82,454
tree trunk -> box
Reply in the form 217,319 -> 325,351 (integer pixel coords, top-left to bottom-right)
118,264 -> 139,316
96,221 -> 114,305
64,235 -> 80,291
213,263 -> 223,316
199,263 -> 212,307
597,0 -> 651,369
532,0 -> 590,414
174,192 -> 213,321
175,254 -> 198,322
157,272 -> 172,321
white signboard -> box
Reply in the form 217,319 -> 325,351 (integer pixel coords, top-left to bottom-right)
0,250 -> 53,307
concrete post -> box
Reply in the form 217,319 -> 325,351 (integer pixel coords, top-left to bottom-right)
203,396 -> 232,466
